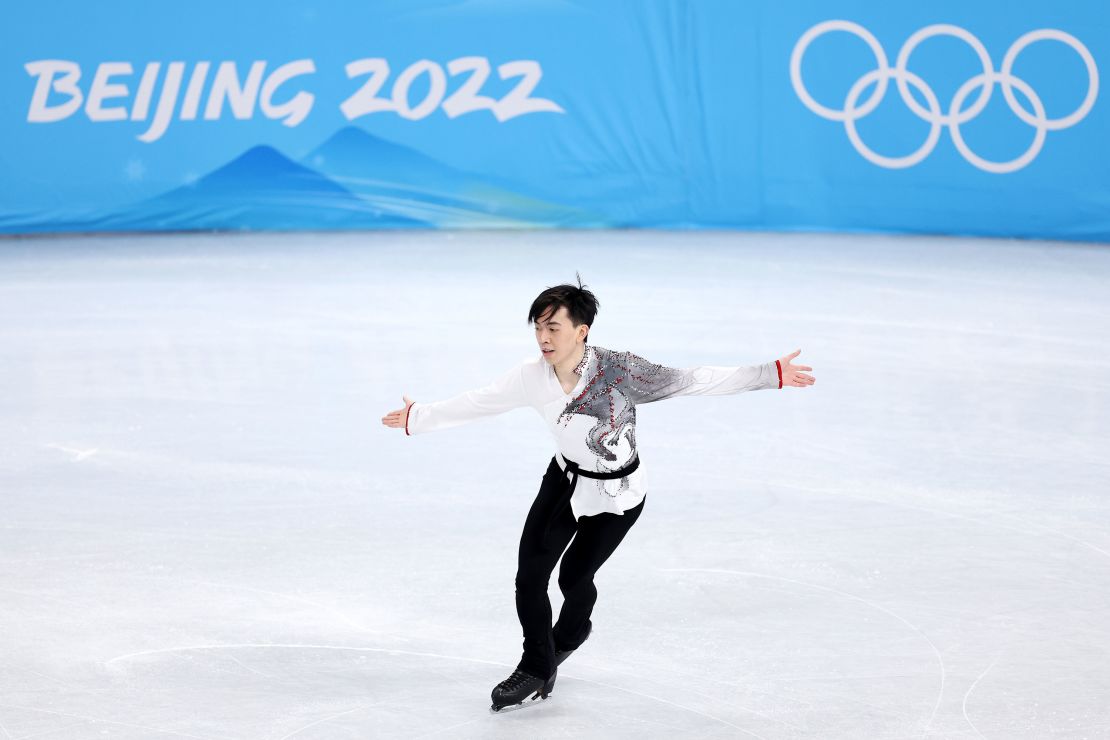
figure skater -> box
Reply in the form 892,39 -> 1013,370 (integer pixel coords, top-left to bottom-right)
381,273 -> 815,712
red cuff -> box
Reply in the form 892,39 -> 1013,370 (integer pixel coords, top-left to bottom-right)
404,402 -> 415,436
775,360 -> 782,389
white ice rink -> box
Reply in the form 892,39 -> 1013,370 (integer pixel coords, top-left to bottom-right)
1,229 -> 1108,739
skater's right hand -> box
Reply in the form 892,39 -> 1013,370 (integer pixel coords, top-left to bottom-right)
381,395 -> 415,431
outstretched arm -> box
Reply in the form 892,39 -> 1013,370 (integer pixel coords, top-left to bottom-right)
380,361 -> 530,436
623,348 -> 814,405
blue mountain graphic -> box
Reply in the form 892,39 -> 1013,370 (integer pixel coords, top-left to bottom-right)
1,129 -> 603,233
300,126 -> 598,227
91,145 -> 428,231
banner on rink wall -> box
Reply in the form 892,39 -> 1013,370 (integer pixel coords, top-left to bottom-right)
2,1 -> 1107,240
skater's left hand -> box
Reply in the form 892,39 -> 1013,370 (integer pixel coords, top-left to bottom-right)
778,349 -> 815,388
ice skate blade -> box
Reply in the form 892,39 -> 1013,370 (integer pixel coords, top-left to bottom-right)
489,690 -> 553,714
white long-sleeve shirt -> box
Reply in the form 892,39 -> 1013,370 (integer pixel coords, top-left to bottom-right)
406,344 -> 782,519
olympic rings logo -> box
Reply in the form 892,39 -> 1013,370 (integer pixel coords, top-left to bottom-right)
790,21 -> 1099,173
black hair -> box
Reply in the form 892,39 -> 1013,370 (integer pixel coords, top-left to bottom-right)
527,271 -> 599,344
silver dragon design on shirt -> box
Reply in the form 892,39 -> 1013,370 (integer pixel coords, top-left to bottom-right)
558,345 -> 699,495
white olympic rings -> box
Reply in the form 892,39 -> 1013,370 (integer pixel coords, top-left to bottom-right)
789,21 -> 1099,173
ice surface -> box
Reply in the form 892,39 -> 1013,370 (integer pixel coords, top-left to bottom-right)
1,229 -> 1108,739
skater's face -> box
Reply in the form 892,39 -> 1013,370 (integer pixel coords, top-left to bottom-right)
534,305 -> 587,365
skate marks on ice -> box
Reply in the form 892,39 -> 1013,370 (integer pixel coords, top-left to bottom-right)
766,474 -> 1110,569
484,669 -> 766,738
0,700 -> 232,740
659,567 -> 946,739
43,442 -> 99,462
273,704 -> 384,740
552,673 -> 771,738
104,639 -> 772,736
103,642 -> 515,670
961,657 -> 999,740
102,643 -> 517,737
185,577 -> 412,643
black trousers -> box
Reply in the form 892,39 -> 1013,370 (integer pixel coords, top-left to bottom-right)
514,455 -> 646,678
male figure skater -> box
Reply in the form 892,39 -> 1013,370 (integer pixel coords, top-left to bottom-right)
381,275 -> 815,712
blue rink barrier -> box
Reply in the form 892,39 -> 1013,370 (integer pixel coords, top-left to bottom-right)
1,1 -> 1106,240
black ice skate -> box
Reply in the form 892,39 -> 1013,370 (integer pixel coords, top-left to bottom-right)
489,667 -> 556,713
555,621 -> 593,666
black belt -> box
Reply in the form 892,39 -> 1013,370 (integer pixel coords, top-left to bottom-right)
558,452 -> 641,495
